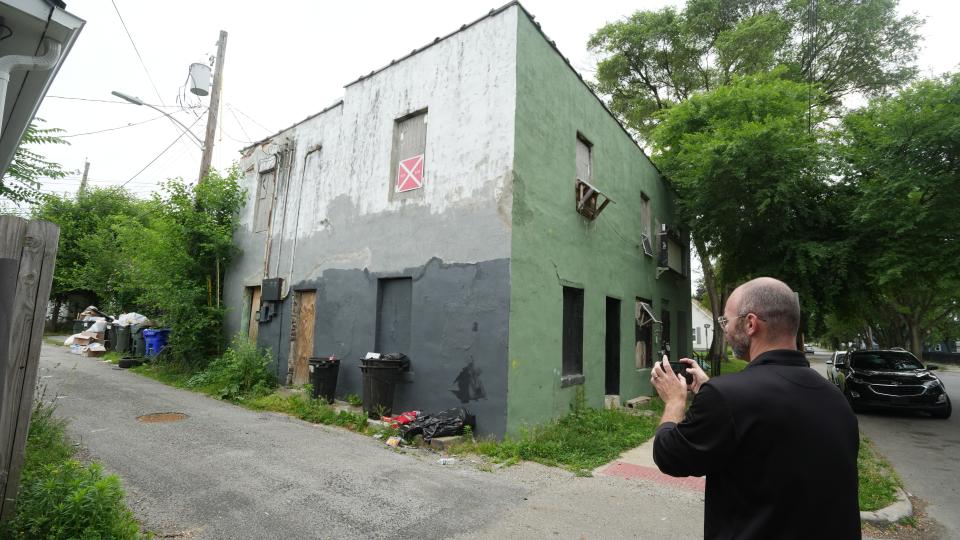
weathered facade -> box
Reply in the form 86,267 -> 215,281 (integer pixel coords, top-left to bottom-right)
224,2 -> 691,438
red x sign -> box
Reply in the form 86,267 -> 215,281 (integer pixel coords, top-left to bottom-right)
396,154 -> 424,192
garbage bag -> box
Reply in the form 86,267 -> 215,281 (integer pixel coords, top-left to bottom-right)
400,407 -> 475,441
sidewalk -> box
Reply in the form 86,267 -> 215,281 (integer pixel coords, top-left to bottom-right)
594,438 -> 706,492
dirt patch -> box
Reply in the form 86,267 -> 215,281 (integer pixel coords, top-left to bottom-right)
137,412 -> 188,424
863,497 -> 950,540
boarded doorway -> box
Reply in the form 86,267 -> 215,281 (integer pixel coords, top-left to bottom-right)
289,290 -> 316,385
376,278 -> 412,354
245,286 -> 261,342
605,297 -> 621,395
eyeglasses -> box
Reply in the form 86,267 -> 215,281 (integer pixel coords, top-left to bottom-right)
717,313 -> 766,326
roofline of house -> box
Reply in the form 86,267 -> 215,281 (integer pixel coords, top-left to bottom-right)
240,1 -> 666,181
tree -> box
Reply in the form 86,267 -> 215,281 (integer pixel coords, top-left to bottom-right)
651,71 -> 852,366
589,0 -> 921,140
837,73 -> 960,357
2,121 -> 71,204
31,187 -> 147,325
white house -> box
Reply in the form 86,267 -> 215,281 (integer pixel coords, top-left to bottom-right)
691,300 -> 714,352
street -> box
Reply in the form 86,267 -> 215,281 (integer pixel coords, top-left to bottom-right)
809,350 -> 960,539
37,343 -> 703,539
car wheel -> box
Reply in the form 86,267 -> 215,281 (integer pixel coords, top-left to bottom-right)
931,395 -> 952,419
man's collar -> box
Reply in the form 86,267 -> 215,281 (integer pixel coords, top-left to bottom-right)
747,349 -> 810,368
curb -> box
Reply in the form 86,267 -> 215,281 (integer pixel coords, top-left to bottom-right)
860,487 -> 912,524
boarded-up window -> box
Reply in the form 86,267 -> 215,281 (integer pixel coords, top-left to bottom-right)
635,299 -> 656,369
562,286 -> 584,377
392,111 -> 427,195
254,171 -> 276,232
575,134 -> 592,182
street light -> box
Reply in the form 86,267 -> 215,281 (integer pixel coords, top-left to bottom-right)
110,90 -> 204,148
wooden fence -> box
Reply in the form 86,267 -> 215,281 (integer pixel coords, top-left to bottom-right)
0,216 -> 59,520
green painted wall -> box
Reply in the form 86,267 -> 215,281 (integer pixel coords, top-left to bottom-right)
505,11 -> 692,435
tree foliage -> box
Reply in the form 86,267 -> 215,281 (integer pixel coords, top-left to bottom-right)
589,0 -> 921,139
651,71 -> 847,333
34,168 -> 246,365
1,121 -> 71,204
836,73 -> 960,355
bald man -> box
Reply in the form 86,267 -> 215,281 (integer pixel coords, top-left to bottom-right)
651,277 -> 860,539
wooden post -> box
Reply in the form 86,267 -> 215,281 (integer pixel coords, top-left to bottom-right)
198,30 -> 227,182
0,216 -> 59,520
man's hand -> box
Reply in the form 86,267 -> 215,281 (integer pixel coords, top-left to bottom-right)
651,358 -> 687,425
679,357 -> 709,394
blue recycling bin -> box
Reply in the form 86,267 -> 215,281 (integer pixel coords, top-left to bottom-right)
142,328 -> 171,357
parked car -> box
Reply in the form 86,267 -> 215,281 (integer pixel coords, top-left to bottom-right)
827,349 -> 951,419
826,351 -> 847,386
804,345 -> 815,354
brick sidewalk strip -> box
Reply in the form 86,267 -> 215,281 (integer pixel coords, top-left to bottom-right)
599,461 -> 706,492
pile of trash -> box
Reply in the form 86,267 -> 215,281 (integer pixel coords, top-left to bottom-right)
381,407 -> 476,442
63,305 -> 154,357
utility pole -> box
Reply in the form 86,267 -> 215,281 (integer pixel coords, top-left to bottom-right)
78,160 -> 90,196
198,30 -> 227,183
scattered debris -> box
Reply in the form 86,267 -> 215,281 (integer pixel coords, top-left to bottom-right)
385,436 -> 403,448
437,457 -> 456,465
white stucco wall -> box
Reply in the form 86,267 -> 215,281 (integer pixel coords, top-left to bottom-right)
229,6 -> 518,293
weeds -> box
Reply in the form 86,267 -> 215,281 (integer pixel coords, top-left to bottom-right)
184,335 -> 276,400
0,398 -> 145,539
345,393 -> 363,407
247,392 -> 369,433
858,436 -> 900,511
450,398 -> 664,476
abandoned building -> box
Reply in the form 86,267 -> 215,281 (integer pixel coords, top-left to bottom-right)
224,2 -> 692,438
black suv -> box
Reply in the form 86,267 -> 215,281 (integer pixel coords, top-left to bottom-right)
827,349 -> 951,419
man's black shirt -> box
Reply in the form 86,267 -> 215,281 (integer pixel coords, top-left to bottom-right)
653,349 -> 860,539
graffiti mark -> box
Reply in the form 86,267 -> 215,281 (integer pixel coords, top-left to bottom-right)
451,359 -> 486,403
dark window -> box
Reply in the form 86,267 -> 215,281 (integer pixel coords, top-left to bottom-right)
376,278 -> 412,354
677,310 -> 688,357
562,286 -> 584,379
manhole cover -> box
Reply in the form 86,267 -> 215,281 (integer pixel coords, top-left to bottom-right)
136,412 -> 188,424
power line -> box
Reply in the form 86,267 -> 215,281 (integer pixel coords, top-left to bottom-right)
121,114 -> 204,188
110,0 -> 166,106
227,103 -> 273,134
61,113 -> 168,138
46,95 -> 181,108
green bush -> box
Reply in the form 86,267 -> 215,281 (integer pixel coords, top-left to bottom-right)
186,335 -> 276,400
1,400 -> 144,539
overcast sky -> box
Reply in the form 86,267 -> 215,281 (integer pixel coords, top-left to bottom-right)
20,0 -> 959,204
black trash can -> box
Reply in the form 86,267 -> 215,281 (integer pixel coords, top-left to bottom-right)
114,325 -> 132,355
132,327 -> 146,357
308,356 -> 340,404
360,354 -> 410,418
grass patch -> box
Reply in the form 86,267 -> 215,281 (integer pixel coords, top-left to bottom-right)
103,351 -> 123,364
719,358 -> 749,375
449,394 -> 664,476
858,435 -> 900,511
130,360 -> 195,388
43,336 -> 65,347
0,397 -> 146,539
247,389 -> 370,433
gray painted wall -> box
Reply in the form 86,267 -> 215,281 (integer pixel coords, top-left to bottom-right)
254,258 -> 509,437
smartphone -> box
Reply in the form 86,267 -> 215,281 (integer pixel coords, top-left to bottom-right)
669,361 -> 694,385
